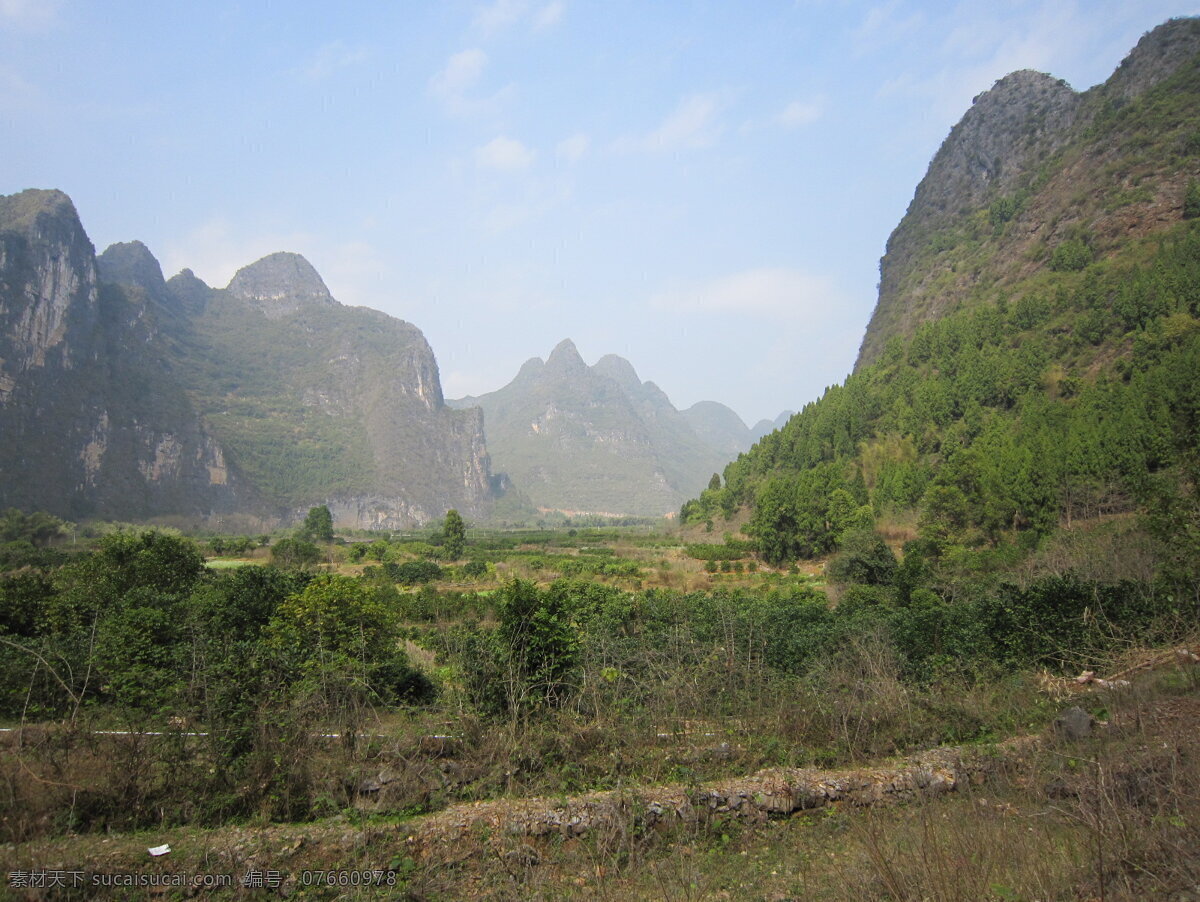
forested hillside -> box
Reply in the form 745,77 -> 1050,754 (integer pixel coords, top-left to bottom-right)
684,19 -> 1200,604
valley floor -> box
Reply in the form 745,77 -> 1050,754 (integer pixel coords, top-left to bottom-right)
5,655 -> 1198,901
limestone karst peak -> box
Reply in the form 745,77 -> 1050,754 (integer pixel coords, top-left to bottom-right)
226,251 -> 336,317
98,241 -> 167,301
545,338 -> 588,373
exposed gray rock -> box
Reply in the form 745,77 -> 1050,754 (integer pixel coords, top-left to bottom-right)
855,17 -> 1200,370
860,70 -> 1081,367
0,189 -> 498,526
1104,17 -> 1200,103
98,240 -> 168,304
1053,706 -> 1095,741
0,189 -> 244,519
227,251 -> 336,318
164,268 -> 211,317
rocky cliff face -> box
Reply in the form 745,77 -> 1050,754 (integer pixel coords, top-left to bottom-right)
0,190 -> 97,382
226,252 -> 338,318
155,253 -> 496,528
0,190 -> 244,520
857,17 -> 1200,368
0,190 -> 498,527
450,339 -> 743,517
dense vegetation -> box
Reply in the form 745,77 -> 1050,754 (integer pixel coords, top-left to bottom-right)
684,220 -> 1200,611
0,517 -> 1188,841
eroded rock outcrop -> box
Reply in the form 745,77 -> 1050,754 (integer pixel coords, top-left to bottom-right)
0,190 -> 244,519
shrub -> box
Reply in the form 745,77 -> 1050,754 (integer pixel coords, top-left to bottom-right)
270,538 -> 321,569
385,560 -> 444,585
1049,237 -> 1093,272
1184,179 -> 1200,219
827,529 -> 898,586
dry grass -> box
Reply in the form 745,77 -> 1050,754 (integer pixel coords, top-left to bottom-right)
4,660 -> 1195,900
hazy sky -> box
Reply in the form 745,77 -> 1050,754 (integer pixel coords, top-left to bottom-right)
2,1 -> 1195,425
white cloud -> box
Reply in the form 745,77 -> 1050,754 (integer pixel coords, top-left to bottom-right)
615,93 -> 727,153
0,0 -> 60,27
776,98 -> 824,128
472,0 -> 563,33
429,48 -> 516,117
533,1 -> 565,29
473,0 -> 528,33
475,135 -> 536,170
651,267 -> 844,322
852,0 -> 925,57
429,48 -> 488,103
302,40 -> 370,81
556,132 -> 589,162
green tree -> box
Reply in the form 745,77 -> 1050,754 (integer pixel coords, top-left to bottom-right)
707,473 -> 722,492
461,560 -> 488,579
267,573 -> 430,705
495,579 -> 579,712
301,505 -> 334,542
826,528 -> 898,586
271,538 -> 321,569
1049,237 -> 1093,272
47,531 -> 205,711
918,484 -> 971,548
1184,179 -> 1200,219
0,508 -> 67,547
443,509 -> 466,561
825,488 -> 859,539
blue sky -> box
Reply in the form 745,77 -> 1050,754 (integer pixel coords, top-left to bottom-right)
2,1 -> 1196,425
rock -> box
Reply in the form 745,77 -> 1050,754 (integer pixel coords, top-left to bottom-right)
1043,776 -> 1078,800
1053,706 -> 1095,741
97,240 -> 168,304
226,252 -> 336,318
419,735 -> 463,757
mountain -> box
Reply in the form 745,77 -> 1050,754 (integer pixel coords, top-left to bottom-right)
0,189 -> 498,528
749,410 -> 794,445
858,17 -> 1200,368
450,340 -> 745,517
0,191 -> 243,520
683,18 -> 1200,575
681,401 -> 754,456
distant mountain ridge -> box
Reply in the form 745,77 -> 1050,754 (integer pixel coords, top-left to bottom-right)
0,189 -> 498,527
450,340 -> 754,517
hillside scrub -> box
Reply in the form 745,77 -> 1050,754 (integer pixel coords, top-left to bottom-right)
1,524 -> 1192,842
685,221 -> 1200,609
